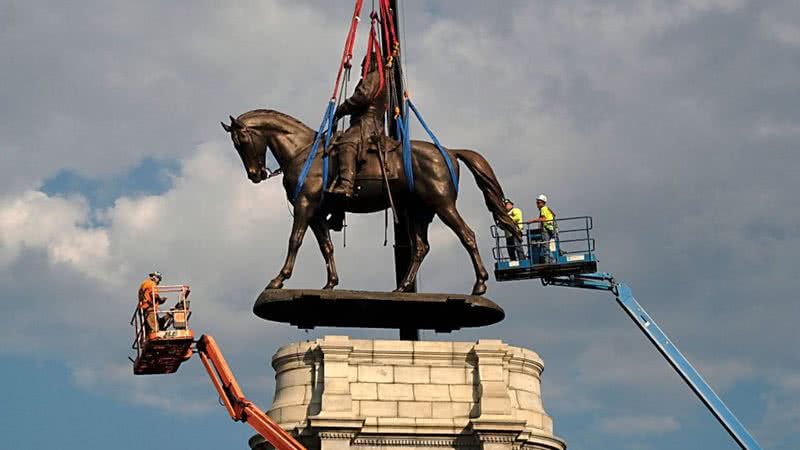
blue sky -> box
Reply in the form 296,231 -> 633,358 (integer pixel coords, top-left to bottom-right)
1,1 -> 799,449
41,157 -> 180,210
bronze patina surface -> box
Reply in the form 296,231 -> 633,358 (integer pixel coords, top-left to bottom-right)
254,289 -> 504,332
223,110 -> 520,296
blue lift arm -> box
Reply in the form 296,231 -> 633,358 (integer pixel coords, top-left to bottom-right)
543,273 -> 763,450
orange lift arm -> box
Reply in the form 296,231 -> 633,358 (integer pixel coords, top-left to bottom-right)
195,335 -> 307,450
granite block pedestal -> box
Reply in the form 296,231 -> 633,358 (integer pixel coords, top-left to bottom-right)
249,336 -> 566,450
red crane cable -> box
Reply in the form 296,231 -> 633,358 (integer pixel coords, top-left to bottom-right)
332,0 -> 398,104
378,0 -> 392,57
363,11 -> 385,98
379,0 -> 398,53
331,0 -> 365,99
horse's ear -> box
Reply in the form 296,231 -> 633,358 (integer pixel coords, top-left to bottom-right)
230,115 -> 245,129
221,121 -> 232,133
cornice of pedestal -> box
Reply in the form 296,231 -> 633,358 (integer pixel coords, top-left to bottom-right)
516,431 -> 567,450
352,435 -> 479,447
308,413 -> 365,433
469,419 -> 566,450
469,416 -> 527,435
316,335 -> 356,359
271,340 -> 318,372
272,338 -> 546,371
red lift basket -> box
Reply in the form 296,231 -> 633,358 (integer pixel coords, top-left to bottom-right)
130,284 -> 194,375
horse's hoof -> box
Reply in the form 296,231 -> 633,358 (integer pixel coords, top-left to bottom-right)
322,283 -> 337,290
394,282 -> 413,293
471,281 -> 487,296
266,279 -> 284,290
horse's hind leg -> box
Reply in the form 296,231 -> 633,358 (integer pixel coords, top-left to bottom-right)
395,209 -> 434,292
309,216 -> 339,290
267,206 -> 310,289
435,204 -> 489,296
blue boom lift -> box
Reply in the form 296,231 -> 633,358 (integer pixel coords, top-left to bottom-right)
491,217 -> 763,450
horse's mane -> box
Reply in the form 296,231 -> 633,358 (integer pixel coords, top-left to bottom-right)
239,109 -> 313,134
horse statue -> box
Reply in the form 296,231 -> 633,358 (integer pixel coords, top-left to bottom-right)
221,109 -> 520,295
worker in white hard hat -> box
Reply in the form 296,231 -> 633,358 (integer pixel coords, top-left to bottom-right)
527,194 -> 556,263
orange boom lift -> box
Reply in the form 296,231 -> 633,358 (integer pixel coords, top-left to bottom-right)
130,287 -> 306,450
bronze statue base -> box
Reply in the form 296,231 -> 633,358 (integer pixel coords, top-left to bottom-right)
253,289 -> 504,332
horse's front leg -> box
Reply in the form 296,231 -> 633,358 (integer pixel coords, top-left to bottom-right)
309,216 -> 339,290
267,208 -> 311,290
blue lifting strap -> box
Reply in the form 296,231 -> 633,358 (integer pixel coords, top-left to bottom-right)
397,106 -> 414,191
294,100 -> 337,201
405,99 -> 459,193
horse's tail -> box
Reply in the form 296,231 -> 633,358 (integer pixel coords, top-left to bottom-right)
452,149 -> 522,240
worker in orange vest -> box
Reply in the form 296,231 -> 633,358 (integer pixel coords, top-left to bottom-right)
138,271 -> 167,336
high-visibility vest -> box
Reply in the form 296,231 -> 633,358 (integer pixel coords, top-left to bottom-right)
540,206 -> 555,232
138,279 -> 158,309
509,207 -> 524,231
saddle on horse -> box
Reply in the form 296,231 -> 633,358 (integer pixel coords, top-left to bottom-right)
326,135 -> 401,182
324,135 -> 401,232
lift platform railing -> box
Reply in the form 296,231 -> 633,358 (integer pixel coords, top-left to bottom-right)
490,216 -> 595,263
130,285 -> 192,359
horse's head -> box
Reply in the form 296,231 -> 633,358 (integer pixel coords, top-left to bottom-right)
222,115 -> 269,184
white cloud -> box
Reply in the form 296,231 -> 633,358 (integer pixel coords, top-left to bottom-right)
754,118 -> 800,139
0,191 -> 112,279
760,1 -> 800,47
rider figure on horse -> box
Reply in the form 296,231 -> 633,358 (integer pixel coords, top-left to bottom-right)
328,53 -> 389,197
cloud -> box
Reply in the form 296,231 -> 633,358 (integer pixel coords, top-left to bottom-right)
2,1 -> 800,449
72,361 -> 216,415
760,0 -> 800,47
0,143 -> 292,401
0,191 -> 110,274
0,0 -> 345,193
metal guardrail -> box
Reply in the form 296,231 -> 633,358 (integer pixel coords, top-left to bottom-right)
490,216 -> 595,263
130,285 -> 192,360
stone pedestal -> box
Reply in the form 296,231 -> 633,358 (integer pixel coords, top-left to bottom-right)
249,336 -> 565,450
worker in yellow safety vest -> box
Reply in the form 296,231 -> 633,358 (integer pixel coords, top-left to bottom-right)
138,271 -> 167,336
527,194 -> 556,263
503,198 -> 525,261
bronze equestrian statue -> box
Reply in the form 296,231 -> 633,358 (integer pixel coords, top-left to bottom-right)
221,109 -> 520,296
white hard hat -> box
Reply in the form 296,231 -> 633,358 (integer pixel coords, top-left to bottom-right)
536,194 -> 548,203
149,271 -> 162,282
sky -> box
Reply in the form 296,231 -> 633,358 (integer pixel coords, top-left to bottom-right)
1,1 -> 798,449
